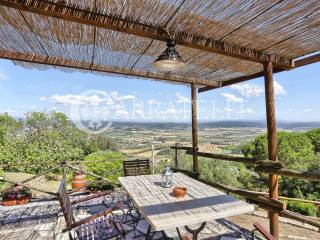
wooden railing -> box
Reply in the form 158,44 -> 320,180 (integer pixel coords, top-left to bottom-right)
0,160 -> 121,196
171,145 -> 320,181
171,144 -> 320,231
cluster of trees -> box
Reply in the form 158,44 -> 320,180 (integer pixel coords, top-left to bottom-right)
241,131 -> 320,170
175,129 -> 320,216
0,112 -> 115,173
241,130 -> 320,199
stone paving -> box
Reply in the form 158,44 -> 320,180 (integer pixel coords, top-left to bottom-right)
0,194 -> 262,240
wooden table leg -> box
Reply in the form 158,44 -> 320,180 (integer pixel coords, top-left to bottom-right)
184,222 -> 206,240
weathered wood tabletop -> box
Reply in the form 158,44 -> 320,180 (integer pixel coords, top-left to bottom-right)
118,173 -> 254,231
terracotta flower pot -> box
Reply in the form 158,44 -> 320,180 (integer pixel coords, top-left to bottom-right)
3,199 -> 17,206
173,186 -> 187,198
17,197 -> 30,205
3,197 -> 30,206
72,173 -> 87,192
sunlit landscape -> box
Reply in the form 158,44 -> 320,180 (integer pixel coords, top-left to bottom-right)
1,1 -> 320,239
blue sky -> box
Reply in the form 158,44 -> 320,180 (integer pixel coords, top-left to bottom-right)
0,59 -> 319,122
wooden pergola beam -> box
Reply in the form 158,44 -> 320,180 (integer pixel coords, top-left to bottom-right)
294,53 -> 320,68
198,71 -> 273,93
0,49 -> 218,87
0,0 -> 293,69
199,53 -> 320,93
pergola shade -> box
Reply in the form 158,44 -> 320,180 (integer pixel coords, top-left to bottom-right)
0,2 -> 320,239
0,0 -> 319,87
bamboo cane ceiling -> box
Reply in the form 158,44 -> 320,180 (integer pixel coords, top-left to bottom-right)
0,0 -> 319,87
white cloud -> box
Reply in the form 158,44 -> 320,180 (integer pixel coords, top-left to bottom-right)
221,93 -> 244,103
231,81 -> 286,98
110,91 -> 136,101
148,99 -> 160,105
134,109 -> 144,116
231,83 -> 263,98
274,81 -> 286,96
115,108 -> 129,118
303,108 -> 312,113
117,95 -> 136,101
166,108 -> 177,115
50,94 -> 108,106
241,108 -> 255,114
43,91 -> 136,107
176,92 -> 190,103
223,107 -> 233,112
0,70 -> 7,80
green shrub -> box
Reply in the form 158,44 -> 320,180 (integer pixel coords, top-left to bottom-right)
45,173 -> 59,181
0,169 -> 9,191
156,149 -> 172,156
287,201 -> 317,217
306,128 -> 320,153
84,151 -> 124,183
87,180 -> 114,192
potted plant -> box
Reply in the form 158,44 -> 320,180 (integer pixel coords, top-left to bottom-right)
2,185 -> 32,206
72,171 -> 87,191
87,180 -> 114,193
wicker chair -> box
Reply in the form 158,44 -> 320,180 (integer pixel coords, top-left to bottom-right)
57,180 -> 125,240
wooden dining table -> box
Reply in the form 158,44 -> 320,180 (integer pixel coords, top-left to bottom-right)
118,173 -> 254,239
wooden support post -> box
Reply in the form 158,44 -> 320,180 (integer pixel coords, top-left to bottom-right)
191,83 -> 199,176
174,143 -> 179,168
264,61 -> 279,239
61,161 -> 67,181
151,144 -> 155,175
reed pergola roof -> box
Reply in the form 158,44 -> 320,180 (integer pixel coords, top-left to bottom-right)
0,0 -> 319,87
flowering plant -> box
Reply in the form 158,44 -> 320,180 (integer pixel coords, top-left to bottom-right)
1,185 -> 32,200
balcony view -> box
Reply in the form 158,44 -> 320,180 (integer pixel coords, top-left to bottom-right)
0,1 -> 320,240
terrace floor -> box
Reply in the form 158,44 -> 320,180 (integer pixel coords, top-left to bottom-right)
0,194 -> 319,240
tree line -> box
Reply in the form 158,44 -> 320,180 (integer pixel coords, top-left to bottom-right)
0,112 -> 116,173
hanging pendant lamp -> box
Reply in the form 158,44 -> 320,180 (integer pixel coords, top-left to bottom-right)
152,40 -> 187,72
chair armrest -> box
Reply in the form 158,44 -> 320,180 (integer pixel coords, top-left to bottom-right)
253,223 -> 275,240
71,191 -> 112,205
66,207 -> 114,231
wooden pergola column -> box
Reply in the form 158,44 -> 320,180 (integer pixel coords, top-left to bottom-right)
264,61 -> 279,239
191,83 -> 199,175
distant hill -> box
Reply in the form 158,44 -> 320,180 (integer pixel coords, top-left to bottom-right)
107,121 -> 320,131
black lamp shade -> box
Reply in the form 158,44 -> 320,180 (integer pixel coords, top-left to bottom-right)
152,41 -> 186,72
